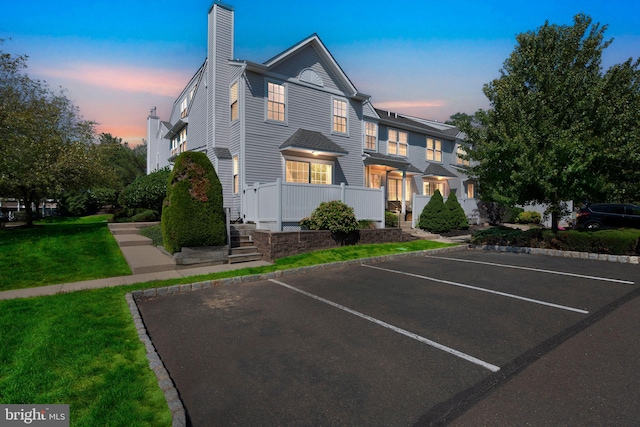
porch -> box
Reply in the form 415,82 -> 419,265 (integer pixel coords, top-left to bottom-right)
243,179 -> 386,231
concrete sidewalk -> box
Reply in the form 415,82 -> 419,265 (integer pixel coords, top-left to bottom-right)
0,222 -> 271,300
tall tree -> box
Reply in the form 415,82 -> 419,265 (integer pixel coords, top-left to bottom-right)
0,41 -> 102,225
462,14 -> 640,231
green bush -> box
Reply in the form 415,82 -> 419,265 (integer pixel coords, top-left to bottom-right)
444,191 -> 469,230
418,190 -> 449,233
516,211 -> 542,224
57,191 -> 101,217
131,210 -> 159,222
358,219 -> 375,229
120,167 -> 170,213
471,227 -> 640,255
506,206 -> 524,223
385,211 -> 399,228
161,152 -> 226,254
300,200 -> 359,234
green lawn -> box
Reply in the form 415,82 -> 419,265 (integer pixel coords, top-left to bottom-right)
0,215 -> 131,291
0,217 -> 454,426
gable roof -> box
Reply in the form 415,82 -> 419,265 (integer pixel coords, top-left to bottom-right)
363,152 -> 422,174
375,108 -> 460,140
234,34 -> 370,101
423,162 -> 459,178
279,129 -> 348,156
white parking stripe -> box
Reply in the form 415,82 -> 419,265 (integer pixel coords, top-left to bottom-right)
425,255 -> 635,285
362,264 -> 590,315
268,279 -> 501,372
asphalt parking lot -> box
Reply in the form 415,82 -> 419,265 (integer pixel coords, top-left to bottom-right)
136,250 -> 640,426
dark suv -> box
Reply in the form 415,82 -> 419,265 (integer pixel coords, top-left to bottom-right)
576,203 -> 640,230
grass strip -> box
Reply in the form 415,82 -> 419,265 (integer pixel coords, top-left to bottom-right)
0,215 -> 131,291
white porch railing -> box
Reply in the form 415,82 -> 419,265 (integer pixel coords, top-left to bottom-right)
243,179 -> 386,231
411,194 -> 480,228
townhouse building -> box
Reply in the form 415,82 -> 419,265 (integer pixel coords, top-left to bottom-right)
147,1 -> 478,230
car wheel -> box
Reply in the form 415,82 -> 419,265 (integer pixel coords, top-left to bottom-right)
585,221 -> 602,230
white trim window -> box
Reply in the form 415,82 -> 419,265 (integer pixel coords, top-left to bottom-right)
423,181 -> 446,197
230,81 -> 239,122
233,155 -> 239,193
267,81 -> 286,122
332,98 -> 348,134
285,159 -> 333,185
388,129 -> 408,156
466,182 -> 475,198
456,145 -> 470,166
365,122 -> 377,151
180,97 -> 188,118
427,138 -> 442,162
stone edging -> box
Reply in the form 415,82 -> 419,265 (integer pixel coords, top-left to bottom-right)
126,243 -> 637,426
469,244 -> 640,264
125,293 -> 186,427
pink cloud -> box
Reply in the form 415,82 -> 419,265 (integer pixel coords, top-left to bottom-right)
37,63 -> 187,97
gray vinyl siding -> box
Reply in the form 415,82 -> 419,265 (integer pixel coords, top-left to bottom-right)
242,65 -> 364,187
270,45 -> 340,92
187,74 -> 207,153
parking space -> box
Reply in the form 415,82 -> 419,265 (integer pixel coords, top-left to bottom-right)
136,251 -> 638,426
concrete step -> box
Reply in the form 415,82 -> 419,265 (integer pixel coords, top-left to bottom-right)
228,253 -> 264,264
113,234 -> 153,247
230,245 -> 259,255
119,245 -> 175,275
231,235 -> 254,247
108,222 -> 159,233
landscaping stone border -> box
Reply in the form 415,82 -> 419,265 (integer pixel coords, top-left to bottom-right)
469,244 -> 640,264
126,242 -> 637,427
125,293 -> 186,427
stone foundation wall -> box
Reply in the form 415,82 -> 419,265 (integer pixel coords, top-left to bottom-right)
253,228 -> 412,262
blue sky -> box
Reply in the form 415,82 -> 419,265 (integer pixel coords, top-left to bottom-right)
2,0 -> 639,145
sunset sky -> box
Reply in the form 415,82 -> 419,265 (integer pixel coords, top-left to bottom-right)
2,0 -> 639,146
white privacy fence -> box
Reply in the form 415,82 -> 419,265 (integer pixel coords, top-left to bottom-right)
412,194 -> 480,228
244,179 -> 386,231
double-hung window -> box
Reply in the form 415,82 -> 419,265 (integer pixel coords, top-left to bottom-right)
427,138 -> 442,162
230,81 -> 239,122
285,160 -> 332,185
333,98 -> 348,134
388,129 -> 407,156
456,145 -> 470,166
365,122 -> 377,150
267,81 -> 286,122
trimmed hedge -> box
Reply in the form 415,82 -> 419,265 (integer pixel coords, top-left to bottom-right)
161,152 -> 226,254
472,227 -> 640,255
119,167 -> 170,213
300,200 -> 359,234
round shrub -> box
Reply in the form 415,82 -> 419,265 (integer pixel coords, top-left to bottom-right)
131,209 -> 159,222
516,211 -> 542,224
161,152 -> 226,253
444,191 -> 469,230
300,200 -> 359,234
418,190 -> 449,233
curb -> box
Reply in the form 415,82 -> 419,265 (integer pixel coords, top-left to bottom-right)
125,292 -> 186,427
